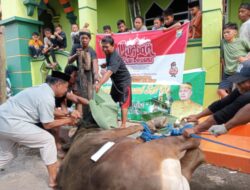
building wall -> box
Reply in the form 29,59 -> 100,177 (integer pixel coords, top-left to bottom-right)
47,0 -> 79,51
1,0 -> 38,20
97,0 -> 130,33
0,0 -> 42,93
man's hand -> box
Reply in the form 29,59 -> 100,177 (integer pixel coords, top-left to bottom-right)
95,83 -> 101,93
70,110 -> 82,119
42,48 -> 48,54
182,114 -> 199,123
68,117 -> 78,126
76,48 -> 82,56
182,127 -> 197,138
53,46 -> 59,51
94,74 -> 100,83
208,124 -> 227,136
237,56 -> 248,63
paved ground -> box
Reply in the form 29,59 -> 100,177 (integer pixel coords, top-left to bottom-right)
191,164 -> 250,190
1,147 -> 250,190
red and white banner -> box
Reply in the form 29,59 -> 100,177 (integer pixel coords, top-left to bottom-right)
96,22 -> 189,84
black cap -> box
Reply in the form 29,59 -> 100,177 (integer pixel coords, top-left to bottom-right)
188,1 -> 200,8
228,61 -> 250,84
52,71 -> 70,82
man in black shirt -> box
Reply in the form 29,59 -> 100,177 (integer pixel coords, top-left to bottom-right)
96,36 -> 132,128
183,61 -> 250,137
54,25 -> 67,50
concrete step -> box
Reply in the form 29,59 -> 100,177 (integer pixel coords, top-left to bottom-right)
200,125 -> 250,173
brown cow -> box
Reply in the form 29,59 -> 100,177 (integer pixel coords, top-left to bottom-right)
57,124 -> 204,190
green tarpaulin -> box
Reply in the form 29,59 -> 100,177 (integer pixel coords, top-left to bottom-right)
89,90 -> 118,129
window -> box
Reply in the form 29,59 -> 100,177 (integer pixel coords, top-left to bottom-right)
144,0 -> 203,28
145,3 -> 163,27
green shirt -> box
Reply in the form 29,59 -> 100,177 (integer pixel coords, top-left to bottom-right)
221,38 -> 250,75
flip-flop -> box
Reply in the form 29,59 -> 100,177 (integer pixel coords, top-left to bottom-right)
48,182 -> 57,189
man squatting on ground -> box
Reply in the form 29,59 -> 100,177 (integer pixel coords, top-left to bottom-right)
95,36 -> 132,128
0,71 -> 80,188
183,61 -> 250,137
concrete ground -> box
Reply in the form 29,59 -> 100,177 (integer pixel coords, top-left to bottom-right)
0,147 -> 250,190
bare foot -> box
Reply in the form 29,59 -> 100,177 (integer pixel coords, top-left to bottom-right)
48,178 -> 57,188
120,124 -> 126,128
52,62 -> 58,69
46,63 -> 53,69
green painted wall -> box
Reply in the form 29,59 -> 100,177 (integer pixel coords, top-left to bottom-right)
78,0 -> 97,47
48,0 -> 79,51
97,0 -> 130,33
1,0 -> 38,20
0,18 -> 42,94
201,0 -> 223,106
185,39 -> 202,70
30,52 -> 71,85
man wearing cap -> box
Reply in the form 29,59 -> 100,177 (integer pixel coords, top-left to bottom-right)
182,61 -> 250,137
188,1 -> 202,39
0,71 -> 77,188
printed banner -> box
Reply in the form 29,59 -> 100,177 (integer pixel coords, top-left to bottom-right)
96,23 -> 189,85
102,69 -> 205,122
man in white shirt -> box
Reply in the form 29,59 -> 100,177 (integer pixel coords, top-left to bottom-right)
239,3 -> 250,43
0,71 -> 78,188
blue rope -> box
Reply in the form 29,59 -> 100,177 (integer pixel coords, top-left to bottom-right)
140,122 -> 165,142
140,122 -> 193,142
190,134 -> 250,154
140,122 -> 250,153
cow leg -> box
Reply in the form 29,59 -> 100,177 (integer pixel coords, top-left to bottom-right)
161,158 -> 190,190
146,116 -> 168,132
178,137 -> 201,152
180,149 -> 204,181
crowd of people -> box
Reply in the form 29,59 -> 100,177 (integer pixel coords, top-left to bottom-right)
28,1 -> 202,62
101,1 -> 201,37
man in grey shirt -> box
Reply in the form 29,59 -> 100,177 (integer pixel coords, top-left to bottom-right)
0,71 -> 78,188
239,3 -> 250,43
